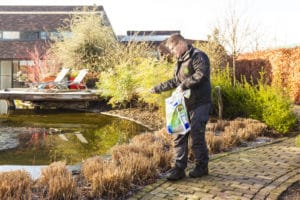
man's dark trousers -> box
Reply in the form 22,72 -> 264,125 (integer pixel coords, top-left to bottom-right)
173,103 -> 210,169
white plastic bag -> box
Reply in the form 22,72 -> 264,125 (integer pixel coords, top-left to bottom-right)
165,89 -> 191,135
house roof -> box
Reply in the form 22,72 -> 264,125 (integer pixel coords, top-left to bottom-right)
0,5 -> 103,12
0,6 -> 109,31
0,5 -> 111,59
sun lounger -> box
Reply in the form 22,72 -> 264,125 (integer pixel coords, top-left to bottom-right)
67,69 -> 88,90
31,68 -> 70,89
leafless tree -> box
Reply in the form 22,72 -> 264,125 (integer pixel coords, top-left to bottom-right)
215,0 -> 262,85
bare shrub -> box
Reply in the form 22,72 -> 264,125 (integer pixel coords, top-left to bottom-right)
0,170 -> 32,200
37,161 -> 77,200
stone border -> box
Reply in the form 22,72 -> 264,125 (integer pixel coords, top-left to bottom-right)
100,111 -> 155,131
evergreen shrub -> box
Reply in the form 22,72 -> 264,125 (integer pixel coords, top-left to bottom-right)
212,67 -> 297,133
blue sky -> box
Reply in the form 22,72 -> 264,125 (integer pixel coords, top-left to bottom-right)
1,0 -> 300,49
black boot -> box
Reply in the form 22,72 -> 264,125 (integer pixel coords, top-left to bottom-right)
166,166 -> 186,181
189,163 -> 208,178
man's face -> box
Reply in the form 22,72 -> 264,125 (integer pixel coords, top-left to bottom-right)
167,41 -> 188,58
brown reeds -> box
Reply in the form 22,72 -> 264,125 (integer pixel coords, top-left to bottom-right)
0,170 -> 32,200
37,161 -> 77,200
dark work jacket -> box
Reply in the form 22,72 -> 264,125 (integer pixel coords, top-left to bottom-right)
154,45 -> 211,110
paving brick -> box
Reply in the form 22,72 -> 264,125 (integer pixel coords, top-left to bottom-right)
132,137 -> 300,200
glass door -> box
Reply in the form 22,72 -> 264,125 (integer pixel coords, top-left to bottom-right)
0,60 -> 12,89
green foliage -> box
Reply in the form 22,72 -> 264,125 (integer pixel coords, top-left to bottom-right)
134,58 -> 173,109
212,65 -> 249,117
212,67 -> 297,133
97,64 -> 138,107
252,81 -> 296,133
296,135 -> 300,147
97,56 -> 173,110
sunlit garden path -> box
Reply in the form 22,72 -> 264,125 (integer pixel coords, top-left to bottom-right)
129,105 -> 300,200
131,131 -> 300,200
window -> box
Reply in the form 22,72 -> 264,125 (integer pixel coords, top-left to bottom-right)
40,31 -> 48,40
0,31 -> 72,41
48,31 -> 72,41
20,32 -> 39,40
3,31 -> 20,40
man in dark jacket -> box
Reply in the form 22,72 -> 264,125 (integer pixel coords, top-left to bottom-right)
150,33 -> 211,180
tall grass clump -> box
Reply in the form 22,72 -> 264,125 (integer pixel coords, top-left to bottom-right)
212,66 -> 297,133
0,170 -> 32,200
90,164 -> 131,199
37,161 -> 77,200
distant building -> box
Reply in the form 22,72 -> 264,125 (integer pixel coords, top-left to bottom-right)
118,30 -> 181,44
0,5 -> 112,89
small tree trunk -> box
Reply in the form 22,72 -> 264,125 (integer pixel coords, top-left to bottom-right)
215,86 -> 223,119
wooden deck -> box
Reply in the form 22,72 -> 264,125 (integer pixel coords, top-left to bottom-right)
0,88 -> 101,113
0,88 -> 100,102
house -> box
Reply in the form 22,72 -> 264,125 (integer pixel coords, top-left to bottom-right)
118,30 -> 208,59
0,5 -> 112,89
118,30 -> 181,44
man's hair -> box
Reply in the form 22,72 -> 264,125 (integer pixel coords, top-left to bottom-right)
165,33 -> 186,47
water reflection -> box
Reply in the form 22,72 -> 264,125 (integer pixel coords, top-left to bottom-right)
0,111 -> 147,165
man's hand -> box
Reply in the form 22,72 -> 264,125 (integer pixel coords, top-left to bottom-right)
150,87 -> 160,94
175,85 -> 184,93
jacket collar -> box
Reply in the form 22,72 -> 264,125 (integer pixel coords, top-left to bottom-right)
177,44 -> 193,62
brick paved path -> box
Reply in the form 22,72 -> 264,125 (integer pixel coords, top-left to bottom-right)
131,136 -> 300,200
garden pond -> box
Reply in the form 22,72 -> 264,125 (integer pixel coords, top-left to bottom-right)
0,110 -> 148,165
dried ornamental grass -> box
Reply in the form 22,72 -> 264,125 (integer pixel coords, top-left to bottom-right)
119,153 -> 158,185
206,131 -> 223,153
154,129 -> 173,145
82,157 -> 106,182
38,161 -> 77,200
111,144 -> 153,165
91,163 -> 131,199
0,170 -> 32,200
204,118 -> 267,154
